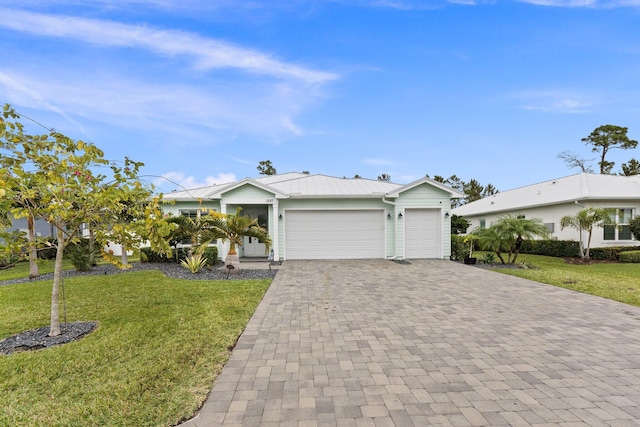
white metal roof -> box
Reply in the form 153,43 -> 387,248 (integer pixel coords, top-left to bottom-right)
163,173 -> 402,200
162,172 -> 464,201
266,174 -> 401,198
453,173 -> 640,217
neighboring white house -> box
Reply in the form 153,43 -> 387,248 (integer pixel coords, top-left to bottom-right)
162,172 -> 463,261
453,172 -> 640,248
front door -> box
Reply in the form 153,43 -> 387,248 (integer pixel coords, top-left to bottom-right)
242,206 -> 269,257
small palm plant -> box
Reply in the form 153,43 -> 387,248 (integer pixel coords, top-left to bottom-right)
180,253 -> 208,273
203,207 -> 271,273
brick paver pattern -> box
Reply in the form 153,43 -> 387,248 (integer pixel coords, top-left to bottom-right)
180,260 -> 640,426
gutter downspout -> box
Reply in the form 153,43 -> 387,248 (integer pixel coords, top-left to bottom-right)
382,197 -> 399,260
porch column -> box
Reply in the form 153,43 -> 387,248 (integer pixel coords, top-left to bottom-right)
272,202 -> 279,261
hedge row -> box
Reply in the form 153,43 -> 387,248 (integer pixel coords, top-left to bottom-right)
451,236 -> 640,262
518,240 -> 580,257
619,251 -> 640,263
588,246 -> 640,261
519,240 -> 640,261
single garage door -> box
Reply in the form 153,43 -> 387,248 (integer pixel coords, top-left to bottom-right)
404,208 -> 441,259
285,210 -> 385,260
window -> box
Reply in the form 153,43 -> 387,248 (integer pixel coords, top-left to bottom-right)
603,208 -> 633,241
545,223 -> 555,233
479,219 -> 486,229
179,208 -> 215,219
180,209 -> 200,219
178,209 -> 216,245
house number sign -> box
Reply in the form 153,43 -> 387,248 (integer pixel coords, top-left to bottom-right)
265,198 -> 274,203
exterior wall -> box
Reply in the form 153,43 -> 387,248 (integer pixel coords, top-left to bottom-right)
394,184 -> 453,259
462,200 -> 640,249
162,182 -> 457,261
9,217 -> 55,238
162,201 -> 220,217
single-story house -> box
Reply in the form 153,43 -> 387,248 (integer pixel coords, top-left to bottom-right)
453,172 -> 640,248
162,172 -> 463,261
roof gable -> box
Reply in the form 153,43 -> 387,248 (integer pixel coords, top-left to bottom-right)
209,178 -> 288,199
386,177 -> 464,198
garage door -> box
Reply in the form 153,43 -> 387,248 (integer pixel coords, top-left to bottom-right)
404,208 -> 441,259
285,210 -> 385,260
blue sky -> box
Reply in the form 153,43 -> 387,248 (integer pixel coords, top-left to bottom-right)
1,0 -> 639,194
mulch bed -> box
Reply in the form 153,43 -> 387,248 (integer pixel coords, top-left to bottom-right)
0,321 -> 98,355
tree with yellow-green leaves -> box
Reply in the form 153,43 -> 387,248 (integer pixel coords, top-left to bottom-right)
0,104 -> 174,337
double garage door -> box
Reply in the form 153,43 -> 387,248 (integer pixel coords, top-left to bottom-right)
284,208 -> 442,260
284,210 -> 385,260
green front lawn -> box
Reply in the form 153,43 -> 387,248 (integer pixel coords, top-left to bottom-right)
490,253 -> 640,307
0,257 -> 141,281
0,270 -> 270,427
0,259 -> 74,280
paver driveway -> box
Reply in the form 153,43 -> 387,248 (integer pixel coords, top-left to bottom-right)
180,260 -> 640,426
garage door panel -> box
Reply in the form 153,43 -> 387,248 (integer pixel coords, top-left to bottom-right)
405,209 -> 440,259
285,210 -> 384,260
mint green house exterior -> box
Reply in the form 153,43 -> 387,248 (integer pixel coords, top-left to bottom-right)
162,173 -> 462,261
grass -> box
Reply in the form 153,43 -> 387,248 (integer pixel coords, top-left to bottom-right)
488,253 -> 640,307
0,257 -> 141,281
0,259 -> 74,280
0,269 -> 270,427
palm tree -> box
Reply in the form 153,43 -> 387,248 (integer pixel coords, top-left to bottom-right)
493,215 -> 549,264
475,227 -> 509,264
204,207 -> 271,272
476,216 -> 549,264
560,208 -> 615,260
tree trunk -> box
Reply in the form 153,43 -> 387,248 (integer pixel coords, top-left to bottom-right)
49,227 -> 66,337
27,215 -> 39,279
585,230 -> 593,260
120,242 -> 129,268
88,228 -> 96,266
578,239 -> 586,259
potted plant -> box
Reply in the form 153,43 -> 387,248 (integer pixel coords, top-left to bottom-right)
463,234 -> 478,265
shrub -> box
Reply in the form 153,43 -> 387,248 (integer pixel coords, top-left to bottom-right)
140,247 -> 189,263
481,252 -> 496,264
619,250 -> 640,263
519,240 -> 580,258
180,254 -> 207,273
450,235 -> 466,261
65,238 -> 98,271
589,246 -> 640,261
202,246 -> 219,266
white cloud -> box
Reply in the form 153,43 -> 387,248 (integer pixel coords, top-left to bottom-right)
512,90 -> 593,113
0,64 -> 323,143
0,8 -> 337,84
0,71 -> 86,132
153,171 -> 237,191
